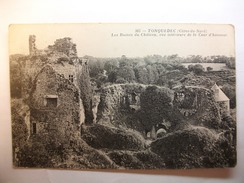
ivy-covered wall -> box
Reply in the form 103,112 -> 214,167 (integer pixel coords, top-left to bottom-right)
173,86 -> 221,129
29,65 -> 82,143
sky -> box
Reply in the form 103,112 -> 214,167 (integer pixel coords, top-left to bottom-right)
9,23 -> 235,58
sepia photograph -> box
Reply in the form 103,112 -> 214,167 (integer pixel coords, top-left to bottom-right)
9,24 -> 236,170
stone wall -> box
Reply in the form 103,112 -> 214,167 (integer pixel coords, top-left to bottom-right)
29,65 -> 83,143
29,35 -> 37,55
51,61 -> 81,87
21,55 -> 48,99
218,101 -> 230,117
173,86 -> 221,129
96,84 -> 146,127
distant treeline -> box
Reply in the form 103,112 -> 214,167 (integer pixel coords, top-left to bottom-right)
85,54 -> 235,88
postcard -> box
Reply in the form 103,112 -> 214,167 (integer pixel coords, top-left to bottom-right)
9,23 -> 236,169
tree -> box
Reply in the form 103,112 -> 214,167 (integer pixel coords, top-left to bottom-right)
188,64 -> 205,75
213,55 -> 229,63
10,60 -> 22,98
119,55 -> 131,67
77,64 -> 94,124
146,65 -> 159,84
140,86 -> 174,132
117,66 -> 136,83
104,59 -> 119,83
226,57 -> 235,69
144,54 -> 164,64
88,58 -> 104,78
49,37 -> 77,57
107,70 -> 118,83
187,55 -> 203,63
11,99 -> 28,166
194,64 -> 205,74
104,59 -> 119,73
155,63 -> 166,75
134,66 -> 149,84
221,84 -> 236,109
95,74 -> 108,88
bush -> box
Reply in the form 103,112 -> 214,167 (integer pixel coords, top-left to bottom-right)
17,142 -> 54,168
151,126 -> 236,168
188,64 -> 205,75
107,151 -> 144,169
135,150 -> 165,169
81,124 -> 146,150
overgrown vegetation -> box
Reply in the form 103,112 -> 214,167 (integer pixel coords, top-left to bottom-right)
10,35 -> 236,169
77,62 -> 94,124
151,125 -> 236,169
140,86 -> 175,132
81,124 -> 146,150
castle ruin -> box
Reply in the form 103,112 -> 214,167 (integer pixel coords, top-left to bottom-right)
29,35 -> 37,55
23,35 -> 92,141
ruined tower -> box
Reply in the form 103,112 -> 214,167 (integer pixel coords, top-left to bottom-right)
29,35 -> 37,55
